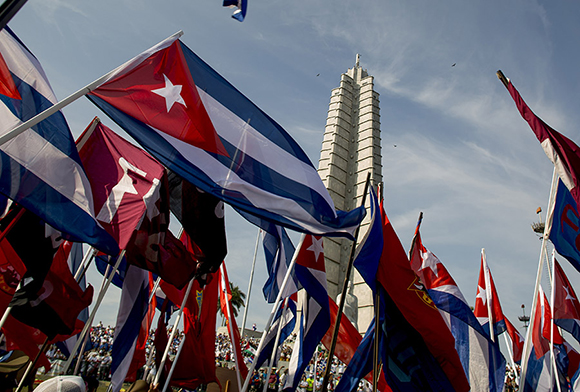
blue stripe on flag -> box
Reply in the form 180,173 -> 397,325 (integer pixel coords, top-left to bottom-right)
0,28 -> 118,255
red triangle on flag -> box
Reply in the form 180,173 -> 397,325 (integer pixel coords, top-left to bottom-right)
91,41 -> 227,156
0,51 -> 20,100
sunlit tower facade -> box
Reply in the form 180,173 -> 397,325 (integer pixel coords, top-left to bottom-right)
317,55 -> 382,333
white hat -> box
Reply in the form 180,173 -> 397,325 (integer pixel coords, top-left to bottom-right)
35,376 -> 86,392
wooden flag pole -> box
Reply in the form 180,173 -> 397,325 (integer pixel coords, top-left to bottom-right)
241,228 -> 261,338
220,263 -> 244,392
372,290 -> 380,392
320,172 -> 371,392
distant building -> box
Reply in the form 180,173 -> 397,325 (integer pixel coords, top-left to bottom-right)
317,54 -> 382,333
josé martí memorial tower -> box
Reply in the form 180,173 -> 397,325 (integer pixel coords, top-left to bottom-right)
317,54 -> 382,333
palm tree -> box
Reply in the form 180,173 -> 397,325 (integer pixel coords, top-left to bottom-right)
218,282 -> 246,318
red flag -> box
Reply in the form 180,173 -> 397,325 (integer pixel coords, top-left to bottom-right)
506,78 -> 580,213
157,250 -> 219,390
505,317 -> 524,363
77,119 -> 166,250
532,286 -> 563,359
8,238 -> 93,340
90,41 -> 227,156
75,123 -> 201,289
376,203 -> 469,392
218,263 -> 248,382
473,251 -> 507,336
321,296 -> 389,391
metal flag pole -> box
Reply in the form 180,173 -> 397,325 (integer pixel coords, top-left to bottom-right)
518,166 -> 558,390
62,248 -> 127,374
153,278 -> 194,388
241,229 -> 261,338
261,297 -> 288,392
162,334 -> 186,392
220,263 -> 244,392
240,234 -> 307,392
320,172 -> 371,392
0,31 -> 184,147
549,250 -> 562,392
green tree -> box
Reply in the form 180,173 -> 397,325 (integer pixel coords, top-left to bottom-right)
219,282 -> 246,318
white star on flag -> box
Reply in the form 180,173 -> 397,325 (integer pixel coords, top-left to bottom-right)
418,249 -> 441,277
476,285 -> 487,305
307,236 -> 324,263
564,286 -> 577,302
152,74 -> 186,112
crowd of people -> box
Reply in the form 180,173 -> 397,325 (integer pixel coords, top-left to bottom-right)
37,321 -> 522,391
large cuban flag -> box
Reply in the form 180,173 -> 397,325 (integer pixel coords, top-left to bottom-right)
410,230 -> 506,392
87,33 -> 365,239
0,28 -> 118,255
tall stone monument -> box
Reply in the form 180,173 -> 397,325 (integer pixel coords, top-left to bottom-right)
317,55 -> 382,333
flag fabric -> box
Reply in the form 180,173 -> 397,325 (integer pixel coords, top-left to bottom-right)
261,222 -> 301,303
157,232 -> 219,389
409,231 -> 506,392
505,317 -> 525,363
522,285 -> 565,391
254,297 -> 296,369
284,235 -> 331,391
473,251 -> 507,338
549,179 -> 580,272
352,186 -> 383,293
322,295 -> 389,392
77,119 -> 166,251
223,0 -> 247,21
110,265 -> 151,392
123,170 -> 198,289
0,28 -> 118,255
167,169 -> 226,277
505,78 -> 580,216
219,263 -> 248,382
553,257 -> 580,343
5,212 -> 93,340
333,313 -> 391,392
87,35 -> 365,239
375,204 -> 469,392
125,272 -> 156,383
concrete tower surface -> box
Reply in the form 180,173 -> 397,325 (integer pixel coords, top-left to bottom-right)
317,54 -> 382,333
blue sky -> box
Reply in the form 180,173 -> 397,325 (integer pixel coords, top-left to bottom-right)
7,0 -> 580,352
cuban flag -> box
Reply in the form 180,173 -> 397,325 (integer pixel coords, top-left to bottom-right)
553,257 -> 580,343
87,34 -> 365,240
352,186 -> 383,293
223,0 -> 247,21
410,230 -> 506,392
522,285 -> 566,392
110,265 -> 152,392
474,250 -> 507,339
505,317 -> 525,363
261,222 -> 301,303
283,234 -> 330,391
0,28 -> 118,255
254,296 -> 296,369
